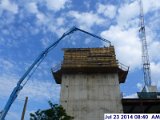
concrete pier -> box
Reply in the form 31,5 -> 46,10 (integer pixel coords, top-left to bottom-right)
61,73 -> 123,120
52,46 -> 128,120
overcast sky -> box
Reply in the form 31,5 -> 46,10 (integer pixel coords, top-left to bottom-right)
0,0 -> 160,119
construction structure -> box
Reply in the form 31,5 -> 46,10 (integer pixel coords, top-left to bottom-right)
0,27 -> 112,120
52,0 -> 160,117
52,46 -> 128,120
121,0 -> 160,113
1,0 -> 159,117
139,0 -> 157,94
122,98 -> 160,113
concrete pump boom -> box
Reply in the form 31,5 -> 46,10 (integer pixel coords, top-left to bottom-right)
0,26 -> 111,120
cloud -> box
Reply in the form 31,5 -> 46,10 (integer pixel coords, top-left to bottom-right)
0,59 -> 60,101
0,0 -> 18,14
46,0 -> 71,11
0,73 -> 60,119
83,1 -> 90,9
136,82 -> 143,91
26,2 -> 46,24
101,25 -> 141,70
68,11 -> 105,30
25,2 -> 67,37
20,79 -> 60,101
142,0 -> 160,13
0,75 -> 18,99
150,62 -> 160,88
149,41 -> 160,61
117,0 -> 160,27
149,11 -> 160,32
56,17 -> 65,27
97,3 -> 117,19
0,74 -> 60,101
123,93 -> 138,98
100,0 -> 160,72
100,1 -> 141,70
0,58 -> 19,75
0,58 -> 14,71
117,0 -> 139,26
41,38 -> 51,48
26,2 -> 39,14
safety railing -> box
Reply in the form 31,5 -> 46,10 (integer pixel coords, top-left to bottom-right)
118,61 -> 129,71
51,63 -> 62,72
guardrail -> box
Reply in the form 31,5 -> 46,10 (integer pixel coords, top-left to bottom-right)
51,63 -> 62,72
118,61 -> 129,71
52,61 -> 129,72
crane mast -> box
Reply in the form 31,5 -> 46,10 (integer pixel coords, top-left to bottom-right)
139,0 -> 152,89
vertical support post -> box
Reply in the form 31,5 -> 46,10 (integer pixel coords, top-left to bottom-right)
21,97 -> 28,120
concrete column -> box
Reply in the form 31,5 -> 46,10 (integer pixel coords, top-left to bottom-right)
60,73 -> 123,120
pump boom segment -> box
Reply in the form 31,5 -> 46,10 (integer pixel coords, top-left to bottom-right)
0,27 -> 111,120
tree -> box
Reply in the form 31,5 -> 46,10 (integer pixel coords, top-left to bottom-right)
30,101 -> 74,120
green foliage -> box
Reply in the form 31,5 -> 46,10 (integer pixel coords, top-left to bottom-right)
30,101 -> 74,120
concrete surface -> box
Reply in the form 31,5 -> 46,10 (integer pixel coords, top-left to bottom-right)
60,73 -> 123,120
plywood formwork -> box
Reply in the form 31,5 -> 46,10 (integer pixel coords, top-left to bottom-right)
52,46 -> 128,84
62,46 -> 117,68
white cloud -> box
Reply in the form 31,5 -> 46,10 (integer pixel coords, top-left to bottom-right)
41,38 -> 51,48
149,41 -> 160,61
56,17 -> 65,26
123,93 -> 138,98
117,0 -> 160,27
55,27 -> 66,37
26,2 -> 39,14
149,11 -> 160,31
68,11 -> 105,30
101,25 -> 141,70
0,58 -> 16,73
136,82 -> 143,91
142,0 -> 160,13
20,80 -> 60,101
150,62 -> 160,88
97,3 -> 117,19
117,0 -> 139,26
84,1 -> 90,9
0,0 -> 18,14
25,2 -> 66,37
46,0 -> 71,11
100,0 -> 160,72
36,12 -> 46,24
0,75 -> 18,99
0,58 -> 14,71
0,72 -> 60,119
0,74 -> 60,101
26,2 -> 46,24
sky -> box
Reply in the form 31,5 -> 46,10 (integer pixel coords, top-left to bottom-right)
0,0 -> 160,119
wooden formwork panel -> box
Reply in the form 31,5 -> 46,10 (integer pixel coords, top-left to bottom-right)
62,46 -> 117,68
53,47 -> 128,84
